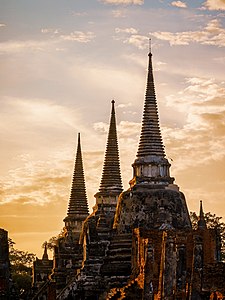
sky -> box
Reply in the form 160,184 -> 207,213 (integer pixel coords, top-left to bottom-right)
0,0 -> 225,257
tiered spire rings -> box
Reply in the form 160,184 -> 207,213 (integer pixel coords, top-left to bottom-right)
65,133 -> 89,221
99,100 -> 123,193
131,51 -> 174,187
137,52 -> 165,158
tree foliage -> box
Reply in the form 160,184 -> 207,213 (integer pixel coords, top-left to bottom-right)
190,211 -> 225,261
8,238 -> 36,298
42,229 -> 65,251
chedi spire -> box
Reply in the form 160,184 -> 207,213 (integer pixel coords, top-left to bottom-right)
137,51 -> 165,158
130,50 -> 174,187
99,100 -> 123,193
64,133 -> 89,224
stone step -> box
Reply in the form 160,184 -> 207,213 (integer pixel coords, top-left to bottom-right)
107,248 -> 131,255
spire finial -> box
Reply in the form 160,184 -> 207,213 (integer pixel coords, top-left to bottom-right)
64,133 -> 89,222
198,200 -> 207,229
149,38 -> 152,55
99,101 -> 123,193
42,241 -> 48,260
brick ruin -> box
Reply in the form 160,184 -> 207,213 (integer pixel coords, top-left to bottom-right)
32,243 -> 53,293
32,52 -> 225,300
0,228 -> 11,298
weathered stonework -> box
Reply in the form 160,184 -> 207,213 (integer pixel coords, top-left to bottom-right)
0,228 -> 11,298
114,187 -> 191,233
33,51 -> 225,300
32,244 -> 53,290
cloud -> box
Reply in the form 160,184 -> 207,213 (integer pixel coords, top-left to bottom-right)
41,28 -> 95,43
117,102 -> 133,108
0,30 -> 96,55
93,120 -> 140,147
0,23 -> 6,27
150,19 -> 225,47
71,11 -> 88,17
171,1 -> 187,8
115,27 -> 138,34
125,34 -> 149,49
0,96 -> 93,205
162,76 -> 225,177
203,0 -> 225,10
164,77 -> 225,137
0,153 -> 71,206
112,10 -> 126,17
60,31 -> 95,43
93,122 -> 109,134
99,0 -> 144,4
114,27 -> 149,49
118,120 -> 140,138
0,97 -> 79,129
0,40 -> 56,54
41,28 -> 60,34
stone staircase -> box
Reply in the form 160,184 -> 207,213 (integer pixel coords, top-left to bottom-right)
101,233 -> 133,288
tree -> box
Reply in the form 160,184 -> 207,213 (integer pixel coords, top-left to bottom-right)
190,211 -> 225,261
8,238 -> 36,298
42,229 -> 65,251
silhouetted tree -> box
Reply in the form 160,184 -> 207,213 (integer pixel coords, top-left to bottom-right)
190,211 -> 225,261
8,238 -> 36,298
42,229 -> 65,251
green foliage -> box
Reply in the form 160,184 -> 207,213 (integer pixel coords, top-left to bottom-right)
190,211 -> 225,261
8,238 -> 36,297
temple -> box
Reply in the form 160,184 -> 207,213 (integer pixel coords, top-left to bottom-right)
32,51 -> 225,299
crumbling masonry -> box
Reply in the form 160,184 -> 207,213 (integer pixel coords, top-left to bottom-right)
32,51 -> 225,300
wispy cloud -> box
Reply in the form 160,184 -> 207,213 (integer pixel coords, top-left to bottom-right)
93,122 -> 109,134
114,27 -> 149,49
41,28 -> 60,34
0,29 -> 96,55
71,11 -> 88,17
162,76 -> 225,176
112,9 -> 126,17
117,102 -> 133,108
99,0 -> 144,4
0,153 -> 71,205
115,27 -> 138,34
0,23 -> 6,27
171,1 -> 187,8
150,19 -> 225,46
60,31 -> 95,43
0,97 -> 79,129
0,40 -> 56,54
168,76 -> 225,111
118,120 -> 140,138
0,96 -> 109,208
203,0 -> 225,10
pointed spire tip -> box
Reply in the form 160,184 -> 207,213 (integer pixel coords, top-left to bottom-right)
66,131 -> 89,218
198,200 -> 207,229
99,101 -> 122,193
148,38 -> 152,57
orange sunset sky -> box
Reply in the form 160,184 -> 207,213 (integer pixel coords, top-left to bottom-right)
1,0 -> 225,258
